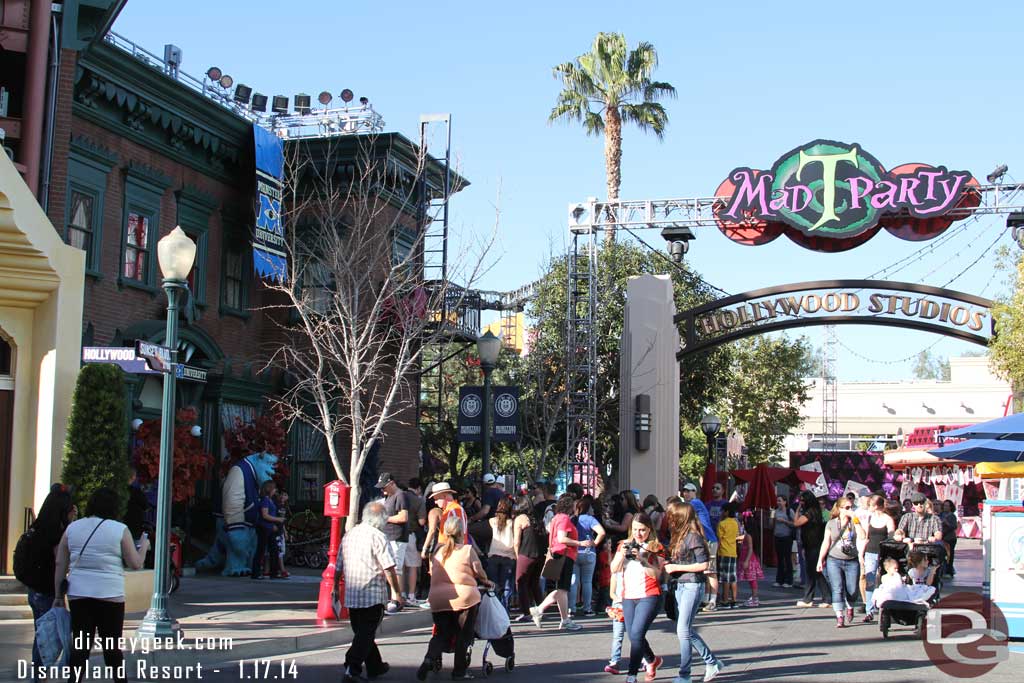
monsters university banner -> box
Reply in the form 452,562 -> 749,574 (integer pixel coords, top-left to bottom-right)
253,125 -> 286,281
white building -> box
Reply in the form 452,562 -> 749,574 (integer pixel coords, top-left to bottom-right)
784,356 -> 1012,454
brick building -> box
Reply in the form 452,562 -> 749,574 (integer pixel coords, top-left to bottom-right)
2,0 -> 462,557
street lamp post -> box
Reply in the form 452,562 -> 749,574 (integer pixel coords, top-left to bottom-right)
700,412 -> 722,471
137,227 -> 196,641
476,331 -> 501,482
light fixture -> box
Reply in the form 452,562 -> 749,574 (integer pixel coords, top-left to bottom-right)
340,89 -> 354,103
131,418 -> 144,431
359,96 -> 369,106
251,93 -> 268,112
476,330 -> 501,370
206,66 -> 222,81
661,225 -> 696,263
271,96 -> 289,114
961,401 -> 975,415
882,402 -> 896,415
922,402 -> 936,415
218,74 -> 233,89
317,91 -> 332,106
700,413 -> 721,438
1008,212 -> 1024,249
986,164 -> 1008,184
190,425 -> 202,438
233,84 -> 252,104
157,226 -> 197,281
294,93 -> 311,115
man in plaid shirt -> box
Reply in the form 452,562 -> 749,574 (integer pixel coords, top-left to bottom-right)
896,492 -> 943,549
339,501 -> 404,683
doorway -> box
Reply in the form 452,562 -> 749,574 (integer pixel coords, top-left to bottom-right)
0,336 -> 13,574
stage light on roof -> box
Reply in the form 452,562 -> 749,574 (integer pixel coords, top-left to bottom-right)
294,93 -> 311,115
272,96 -> 289,114
219,74 -> 234,89
251,93 -> 268,112
206,66 -> 222,81
318,91 -> 332,106
233,84 -> 252,104
359,96 -> 369,106
340,89 -> 354,103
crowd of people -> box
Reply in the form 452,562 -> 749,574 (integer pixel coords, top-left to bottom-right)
18,470 -> 960,683
338,473 -> 961,682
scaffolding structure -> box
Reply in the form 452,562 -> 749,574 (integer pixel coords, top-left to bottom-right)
821,325 -> 839,457
565,227 -> 599,493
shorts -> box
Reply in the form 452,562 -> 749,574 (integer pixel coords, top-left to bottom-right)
717,555 -> 737,583
388,540 -> 408,567
404,537 -> 422,568
556,556 -> 575,591
705,542 -> 719,576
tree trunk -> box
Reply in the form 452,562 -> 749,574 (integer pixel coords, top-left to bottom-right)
603,105 -> 622,245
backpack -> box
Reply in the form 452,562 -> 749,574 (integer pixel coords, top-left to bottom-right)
13,528 -> 48,592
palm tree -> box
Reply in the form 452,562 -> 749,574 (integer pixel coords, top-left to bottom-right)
549,32 -> 676,243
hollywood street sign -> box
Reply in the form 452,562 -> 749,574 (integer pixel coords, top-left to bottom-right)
676,280 -> 993,356
83,346 -> 206,383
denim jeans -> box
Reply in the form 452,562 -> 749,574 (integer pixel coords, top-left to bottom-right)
569,550 -> 597,613
675,582 -> 717,682
28,590 -> 54,679
826,556 -> 860,615
622,596 -> 660,676
863,552 -> 879,615
486,556 -> 516,609
609,610 -> 653,667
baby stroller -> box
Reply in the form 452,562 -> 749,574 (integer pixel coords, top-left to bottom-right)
428,590 -> 516,677
875,540 -> 945,639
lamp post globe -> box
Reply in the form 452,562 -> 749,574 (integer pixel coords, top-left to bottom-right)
138,227 -> 196,641
700,413 -> 721,469
476,331 -> 502,484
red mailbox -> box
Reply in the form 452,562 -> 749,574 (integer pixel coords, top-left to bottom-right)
318,480 -> 351,624
323,480 -> 350,518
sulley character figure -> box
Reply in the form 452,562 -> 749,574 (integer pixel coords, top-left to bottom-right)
196,452 -> 278,576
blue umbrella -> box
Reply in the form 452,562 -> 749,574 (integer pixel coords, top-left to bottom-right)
940,413 -> 1024,440
929,438 -> 1024,463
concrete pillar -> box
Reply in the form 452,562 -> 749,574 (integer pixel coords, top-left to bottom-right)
619,274 -> 680,503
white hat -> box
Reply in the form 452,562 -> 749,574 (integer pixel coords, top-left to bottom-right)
483,473 -> 496,484
429,482 -> 456,498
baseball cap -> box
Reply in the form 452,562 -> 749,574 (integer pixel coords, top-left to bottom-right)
910,492 -> 928,504
483,473 -> 496,484
682,483 -> 698,492
375,472 -> 394,488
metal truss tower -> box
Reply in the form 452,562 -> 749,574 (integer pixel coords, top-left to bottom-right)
565,226 -> 599,493
822,326 -> 839,457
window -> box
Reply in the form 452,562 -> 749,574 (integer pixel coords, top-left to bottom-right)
176,187 -> 215,305
392,224 -> 417,266
66,138 -> 116,274
224,247 -> 245,310
306,261 -> 332,315
67,191 -> 94,253
123,212 -> 150,281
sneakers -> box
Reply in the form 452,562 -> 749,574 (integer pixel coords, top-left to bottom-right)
744,597 -> 759,607
583,610 -> 596,617
416,658 -> 431,681
782,583 -> 793,588
701,602 -> 718,612
385,600 -> 401,614
705,659 -> 726,682
862,613 -> 875,623
846,607 -> 854,623
836,615 -> 845,628
772,582 -> 782,587
604,664 -> 622,675
795,600 -> 814,607
560,618 -> 583,631
530,606 -> 543,628
820,602 -> 835,609
513,614 -> 530,623
645,655 -> 663,682
625,677 -> 638,683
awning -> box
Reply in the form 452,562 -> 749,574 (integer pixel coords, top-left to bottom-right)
975,461 -> 1024,479
882,447 -> 976,470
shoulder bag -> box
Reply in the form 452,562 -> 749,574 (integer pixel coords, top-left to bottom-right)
60,519 -> 105,596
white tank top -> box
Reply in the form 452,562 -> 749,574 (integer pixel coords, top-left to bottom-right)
488,518 -> 516,560
66,517 -> 128,601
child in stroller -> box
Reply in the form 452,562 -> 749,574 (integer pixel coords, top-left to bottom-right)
872,540 -> 944,639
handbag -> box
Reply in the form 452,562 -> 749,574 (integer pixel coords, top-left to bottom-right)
60,519 -> 105,596
540,551 -> 566,581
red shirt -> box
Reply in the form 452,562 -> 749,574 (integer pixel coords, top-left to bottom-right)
548,513 -> 578,561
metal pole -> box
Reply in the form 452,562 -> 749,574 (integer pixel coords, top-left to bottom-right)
137,280 -> 184,639
482,366 -> 493,481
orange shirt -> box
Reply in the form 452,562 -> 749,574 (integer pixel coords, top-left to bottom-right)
439,501 -> 468,544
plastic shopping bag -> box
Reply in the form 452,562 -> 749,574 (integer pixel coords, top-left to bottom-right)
35,606 -> 71,667
475,591 -> 510,641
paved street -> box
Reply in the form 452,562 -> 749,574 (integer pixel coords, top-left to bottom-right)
191,582 -> 1022,683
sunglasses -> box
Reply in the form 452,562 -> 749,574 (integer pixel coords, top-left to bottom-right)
841,505 -> 853,510
913,501 -> 926,506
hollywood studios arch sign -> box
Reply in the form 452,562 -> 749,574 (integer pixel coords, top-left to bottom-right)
618,140 -> 1000,502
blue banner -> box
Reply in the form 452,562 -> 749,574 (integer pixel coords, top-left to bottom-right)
457,386 -> 484,443
253,125 -> 286,281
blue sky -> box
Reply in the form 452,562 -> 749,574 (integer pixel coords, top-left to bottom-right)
113,1 -> 1022,381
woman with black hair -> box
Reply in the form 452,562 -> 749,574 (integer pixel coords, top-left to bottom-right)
793,491 -> 828,607
55,486 -> 149,683
20,483 -> 75,679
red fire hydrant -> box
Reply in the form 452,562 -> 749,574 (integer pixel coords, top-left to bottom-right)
317,480 -> 350,625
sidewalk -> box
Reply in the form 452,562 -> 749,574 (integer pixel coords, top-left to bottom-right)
0,568 -> 434,680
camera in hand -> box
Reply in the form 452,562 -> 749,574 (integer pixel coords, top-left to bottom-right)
624,540 -> 643,560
